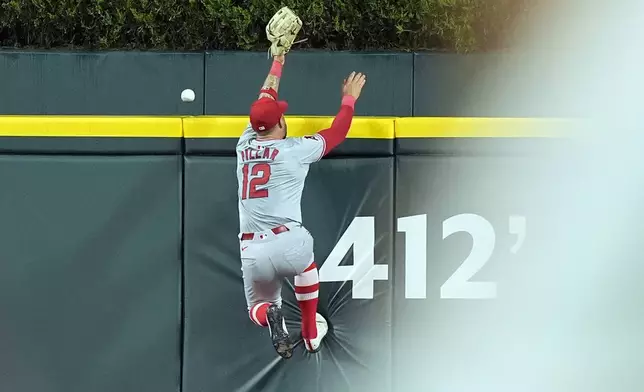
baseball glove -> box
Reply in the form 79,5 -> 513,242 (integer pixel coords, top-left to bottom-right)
266,7 -> 303,56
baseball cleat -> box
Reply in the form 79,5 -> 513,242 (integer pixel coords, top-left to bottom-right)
304,313 -> 328,353
266,304 -> 294,359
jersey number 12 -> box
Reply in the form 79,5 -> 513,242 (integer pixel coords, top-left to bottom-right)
241,163 -> 271,200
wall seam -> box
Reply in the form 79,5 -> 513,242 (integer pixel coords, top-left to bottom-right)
179,118 -> 187,392
202,52 -> 207,116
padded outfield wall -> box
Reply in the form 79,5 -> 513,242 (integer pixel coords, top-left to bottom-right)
0,51 -> 567,118
0,115 -> 569,392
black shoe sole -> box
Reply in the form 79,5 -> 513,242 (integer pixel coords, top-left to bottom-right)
266,305 -> 293,359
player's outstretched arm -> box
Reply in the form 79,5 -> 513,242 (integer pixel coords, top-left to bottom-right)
317,72 -> 367,155
258,54 -> 286,101
238,55 -> 286,145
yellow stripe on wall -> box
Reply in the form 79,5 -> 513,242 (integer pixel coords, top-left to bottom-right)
183,116 -> 396,139
0,116 -> 182,137
0,116 -> 574,138
395,117 -> 572,138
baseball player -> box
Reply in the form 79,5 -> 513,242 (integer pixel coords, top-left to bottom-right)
236,14 -> 367,359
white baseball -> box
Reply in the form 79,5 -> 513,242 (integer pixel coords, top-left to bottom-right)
181,89 -> 195,102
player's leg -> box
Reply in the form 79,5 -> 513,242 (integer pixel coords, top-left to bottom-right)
242,245 -> 294,359
296,263 -> 328,353
278,225 -> 328,353
294,259 -> 320,340
244,270 -> 294,359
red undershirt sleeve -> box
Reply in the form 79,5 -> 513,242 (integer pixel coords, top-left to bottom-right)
317,96 -> 356,156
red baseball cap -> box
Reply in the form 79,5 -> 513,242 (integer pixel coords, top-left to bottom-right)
249,97 -> 289,132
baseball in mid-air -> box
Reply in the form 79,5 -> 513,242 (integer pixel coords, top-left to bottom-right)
181,89 -> 195,102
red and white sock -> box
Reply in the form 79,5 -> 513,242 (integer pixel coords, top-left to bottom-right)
294,262 -> 320,340
249,302 -> 270,327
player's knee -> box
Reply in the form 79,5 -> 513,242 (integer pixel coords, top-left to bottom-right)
295,262 -> 318,285
294,262 -> 319,302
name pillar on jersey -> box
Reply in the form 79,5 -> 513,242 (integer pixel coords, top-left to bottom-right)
239,146 -> 280,162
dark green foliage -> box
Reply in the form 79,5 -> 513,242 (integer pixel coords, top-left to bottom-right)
0,0 -> 529,52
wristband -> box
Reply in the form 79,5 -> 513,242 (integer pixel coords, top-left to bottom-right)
341,95 -> 356,109
269,60 -> 283,78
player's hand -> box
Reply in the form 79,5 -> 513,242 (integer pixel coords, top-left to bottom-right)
342,72 -> 367,100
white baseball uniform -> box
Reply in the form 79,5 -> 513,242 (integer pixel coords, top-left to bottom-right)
236,124 -> 326,309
